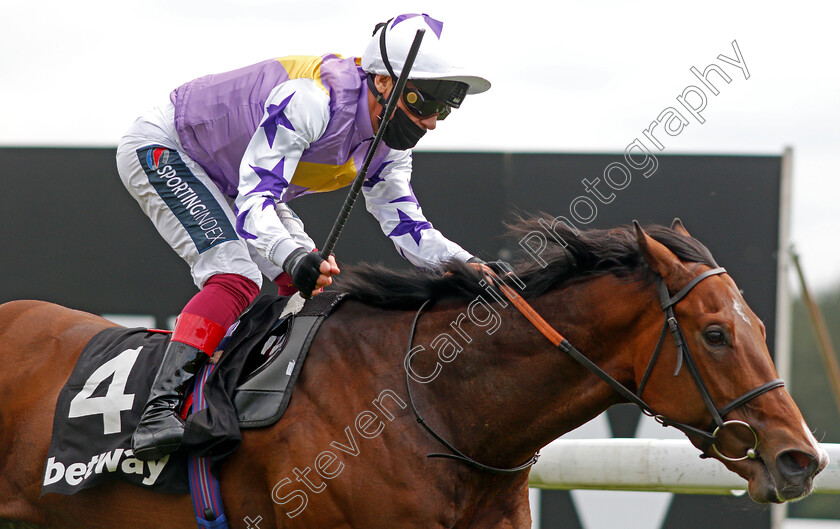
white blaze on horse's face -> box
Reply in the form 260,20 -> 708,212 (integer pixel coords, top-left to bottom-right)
732,299 -> 753,328
802,420 -> 830,467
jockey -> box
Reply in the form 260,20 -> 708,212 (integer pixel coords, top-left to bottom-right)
116,13 -> 491,461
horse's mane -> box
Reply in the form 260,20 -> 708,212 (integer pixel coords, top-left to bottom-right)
332,214 -> 718,309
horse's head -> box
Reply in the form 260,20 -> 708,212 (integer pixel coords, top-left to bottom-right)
632,220 -> 828,503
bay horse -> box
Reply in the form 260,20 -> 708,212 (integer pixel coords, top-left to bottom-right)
0,217 -> 828,529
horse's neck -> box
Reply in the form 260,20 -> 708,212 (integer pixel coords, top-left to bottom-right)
412,275 -> 658,467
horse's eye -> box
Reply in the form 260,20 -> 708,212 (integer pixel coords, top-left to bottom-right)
704,327 -> 728,347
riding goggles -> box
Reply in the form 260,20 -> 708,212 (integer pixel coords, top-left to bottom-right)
402,86 -> 452,120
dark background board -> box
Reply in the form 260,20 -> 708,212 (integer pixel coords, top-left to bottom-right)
0,148 -> 782,528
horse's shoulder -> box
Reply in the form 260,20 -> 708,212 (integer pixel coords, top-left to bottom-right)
318,298 -> 413,335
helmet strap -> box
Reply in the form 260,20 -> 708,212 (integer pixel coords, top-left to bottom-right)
377,18 -> 398,80
366,74 -> 389,124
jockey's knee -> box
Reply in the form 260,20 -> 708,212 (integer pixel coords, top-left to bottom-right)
204,273 -> 261,308
183,273 -> 261,330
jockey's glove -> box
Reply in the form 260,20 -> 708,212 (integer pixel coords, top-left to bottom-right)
467,256 -> 515,277
283,248 -> 325,296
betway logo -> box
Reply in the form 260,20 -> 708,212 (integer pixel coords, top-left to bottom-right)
44,449 -> 169,487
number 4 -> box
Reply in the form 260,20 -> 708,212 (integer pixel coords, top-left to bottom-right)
68,346 -> 142,435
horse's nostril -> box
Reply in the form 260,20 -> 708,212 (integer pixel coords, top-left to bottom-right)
777,450 -> 818,478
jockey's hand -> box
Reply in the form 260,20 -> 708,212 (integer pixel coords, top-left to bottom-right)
283,248 -> 340,298
467,256 -> 514,277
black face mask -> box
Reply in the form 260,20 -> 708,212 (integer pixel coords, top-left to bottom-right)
382,107 -> 426,150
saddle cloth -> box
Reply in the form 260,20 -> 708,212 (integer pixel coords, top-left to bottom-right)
42,292 -> 346,496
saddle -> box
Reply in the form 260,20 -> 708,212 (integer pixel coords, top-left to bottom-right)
180,291 -> 347,454
232,291 -> 346,427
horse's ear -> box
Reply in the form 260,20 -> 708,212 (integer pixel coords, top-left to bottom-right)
670,218 -> 691,237
633,220 -> 689,279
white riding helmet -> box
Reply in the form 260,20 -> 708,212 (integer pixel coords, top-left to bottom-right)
361,14 -> 491,96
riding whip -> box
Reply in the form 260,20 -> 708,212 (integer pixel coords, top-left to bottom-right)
320,28 -> 426,259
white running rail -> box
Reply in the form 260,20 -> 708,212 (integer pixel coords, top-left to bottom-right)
528,439 -> 839,496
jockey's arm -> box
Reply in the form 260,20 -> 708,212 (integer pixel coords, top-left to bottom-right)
235,79 -> 329,270
361,149 -> 473,271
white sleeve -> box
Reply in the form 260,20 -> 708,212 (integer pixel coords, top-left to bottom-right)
234,79 -> 329,268
362,149 -> 473,270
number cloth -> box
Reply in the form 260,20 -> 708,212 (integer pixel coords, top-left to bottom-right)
42,295 -> 301,497
42,328 -> 189,495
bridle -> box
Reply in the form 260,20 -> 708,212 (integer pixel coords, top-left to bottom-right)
404,265 -> 785,473
638,267 -> 783,460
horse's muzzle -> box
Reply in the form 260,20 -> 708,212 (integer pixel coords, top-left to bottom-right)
746,446 -> 828,503
773,448 -> 828,501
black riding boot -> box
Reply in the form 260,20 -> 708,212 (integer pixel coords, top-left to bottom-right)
131,340 -> 208,461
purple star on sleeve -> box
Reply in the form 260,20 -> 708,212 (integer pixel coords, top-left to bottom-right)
261,92 -> 296,148
247,158 -> 288,200
389,184 -> 419,208
388,209 -> 432,245
235,210 -> 257,240
363,161 -> 393,189
235,197 -> 275,241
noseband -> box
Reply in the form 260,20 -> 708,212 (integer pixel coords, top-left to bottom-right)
405,265 -> 784,473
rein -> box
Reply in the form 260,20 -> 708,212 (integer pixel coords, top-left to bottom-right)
404,265 -> 785,473
404,299 -> 541,473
